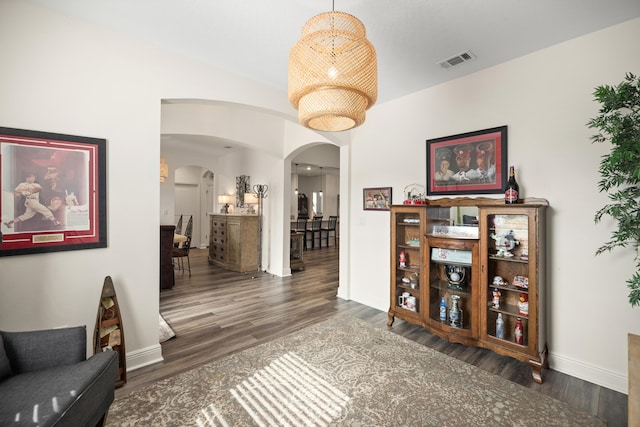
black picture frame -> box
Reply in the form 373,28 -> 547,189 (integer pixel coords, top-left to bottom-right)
426,126 -> 507,196
0,127 -> 107,256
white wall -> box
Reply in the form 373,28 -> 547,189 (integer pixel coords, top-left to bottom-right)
349,18 -> 640,393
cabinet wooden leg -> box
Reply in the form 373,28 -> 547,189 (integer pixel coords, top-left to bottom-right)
529,344 -> 549,383
530,359 -> 543,384
387,311 -> 395,327
541,344 -> 549,369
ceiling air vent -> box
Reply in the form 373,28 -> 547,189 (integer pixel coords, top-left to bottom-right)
438,50 -> 476,69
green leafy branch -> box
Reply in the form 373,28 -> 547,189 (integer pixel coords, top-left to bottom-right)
587,72 -> 640,306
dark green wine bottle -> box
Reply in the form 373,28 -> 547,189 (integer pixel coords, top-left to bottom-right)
505,166 -> 519,204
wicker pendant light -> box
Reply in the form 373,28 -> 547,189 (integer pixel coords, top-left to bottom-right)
288,9 -> 377,132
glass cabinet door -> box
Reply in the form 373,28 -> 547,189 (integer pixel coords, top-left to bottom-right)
391,208 -> 423,319
484,213 -> 532,346
426,237 -> 478,338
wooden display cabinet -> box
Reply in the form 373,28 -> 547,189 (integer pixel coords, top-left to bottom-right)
388,198 -> 548,383
388,205 -> 425,326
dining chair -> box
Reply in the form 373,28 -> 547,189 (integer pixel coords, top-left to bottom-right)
174,214 -> 184,248
173,215 -> 193,276
320,215 -> 338,247
294,218 -> 309,249
175,214 -> 183,235
172,235 -> 191,277
305,217 -> 323,249
295,218 -> 307,232
183,215 -> 193,239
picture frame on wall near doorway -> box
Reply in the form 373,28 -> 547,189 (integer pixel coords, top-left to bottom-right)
0,126 -> 107,256
363,187 -> 392,211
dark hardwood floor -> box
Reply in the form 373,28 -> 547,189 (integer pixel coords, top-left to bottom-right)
117,245 -> 628,426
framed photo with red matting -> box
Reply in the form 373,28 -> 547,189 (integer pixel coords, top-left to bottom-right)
0,127 -> 107,256
426,126 -> 507,196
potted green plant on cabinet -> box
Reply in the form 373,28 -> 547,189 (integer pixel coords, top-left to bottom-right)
588,72 -> 640,307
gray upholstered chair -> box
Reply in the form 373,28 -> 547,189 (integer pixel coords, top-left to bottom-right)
0,326 -> 118,427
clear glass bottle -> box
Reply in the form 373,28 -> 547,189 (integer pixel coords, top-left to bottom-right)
496,313 -> 505,339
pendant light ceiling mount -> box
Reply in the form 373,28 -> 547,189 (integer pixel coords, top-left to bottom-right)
288,1 -> 377,132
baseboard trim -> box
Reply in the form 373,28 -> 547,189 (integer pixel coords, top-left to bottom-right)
125,343 -> 164,372
549,351 -> 627,394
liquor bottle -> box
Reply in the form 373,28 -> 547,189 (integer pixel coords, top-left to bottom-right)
496,313 -> 505,339
449,295 -> 462,328
514,317 -> 523,344
439,296 -> 447,323
505,166 -> 519,204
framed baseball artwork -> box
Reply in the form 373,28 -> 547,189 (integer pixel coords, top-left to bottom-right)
363,187 -> 392,211
426,126 -> 508,196
0,127 -> 107,256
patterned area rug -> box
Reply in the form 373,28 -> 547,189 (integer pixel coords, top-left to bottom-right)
159,313 -> 176,343
108,316 -> 605,426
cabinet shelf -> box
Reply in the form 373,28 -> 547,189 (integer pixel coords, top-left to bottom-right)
425,234 -> 479,240
397,283 -> 420,293
429,279 -> 472,296
488,304 -> 528,318
490,283 -> 529,295
486,334 -> 528,349
397,244 -> 420,250
397,266 -> 420,273
437,320 -> 472,332
430,259 -> 472,267
489,255 -> 528,264
397,306 -> 419,314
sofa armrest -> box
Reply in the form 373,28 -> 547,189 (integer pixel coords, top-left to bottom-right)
0,326 -> 86,374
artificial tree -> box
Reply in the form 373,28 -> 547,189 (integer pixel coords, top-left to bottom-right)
588,72 -> 640,306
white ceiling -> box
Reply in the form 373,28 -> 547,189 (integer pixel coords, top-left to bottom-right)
31,0 -> 640,169
30,0 -> 640,105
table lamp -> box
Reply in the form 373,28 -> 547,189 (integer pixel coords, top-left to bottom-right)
218,194 -> 233,214
244,192 -> 257,214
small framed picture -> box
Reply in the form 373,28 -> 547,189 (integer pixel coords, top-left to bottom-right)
363,187 -> 392,211
426,126 -> 507,196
